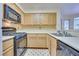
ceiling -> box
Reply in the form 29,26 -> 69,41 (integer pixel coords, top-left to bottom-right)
16,3 -> 79,17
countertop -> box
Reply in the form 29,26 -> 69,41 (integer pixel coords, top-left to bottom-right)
17,29 -> 79,51
3,29 -> 79,51
2,36 -> 14,41
48,33 -> 79,51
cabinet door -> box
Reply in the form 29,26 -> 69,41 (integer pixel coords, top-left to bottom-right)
32,14 -> 40,25
40,14 -> 48,25
3,46 -> 14,56
48,13 -> 56,25
27,34 -> 37,47
3,38 -> 14,56
47,35 -> 51,54
50,36 -> 57,56
27,34 -> 47,48
3,39 -> 13,51
37,34 -> 47,48
24,14 -> 32,25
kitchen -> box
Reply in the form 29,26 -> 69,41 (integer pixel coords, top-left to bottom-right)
1,3 -> 79,56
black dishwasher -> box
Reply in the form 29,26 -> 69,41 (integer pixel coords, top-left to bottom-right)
57,40 -> 79,56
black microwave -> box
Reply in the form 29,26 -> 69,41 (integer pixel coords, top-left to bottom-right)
4,4 -> 21,23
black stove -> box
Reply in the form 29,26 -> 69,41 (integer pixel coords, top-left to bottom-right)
14,32 -> 27,40
2,27 -> 27,56
13,32 -> 27,56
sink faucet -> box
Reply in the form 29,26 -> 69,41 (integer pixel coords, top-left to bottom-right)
57,30 -> 68,36
57,30 -> 62,35
63,31 -> 70,36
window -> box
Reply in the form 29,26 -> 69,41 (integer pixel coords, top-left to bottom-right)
64,20 -> 69,30
74,17 -> 79,30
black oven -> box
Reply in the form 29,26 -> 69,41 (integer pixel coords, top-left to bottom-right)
2,27 -> 27,56
14,33 -> 27,56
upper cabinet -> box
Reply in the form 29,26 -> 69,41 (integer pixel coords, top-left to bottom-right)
48,13 -> 56,25
40,14 -> 49,25
23,14 -> 32,25
32,14 -> 40,25
23,13 -> 56,26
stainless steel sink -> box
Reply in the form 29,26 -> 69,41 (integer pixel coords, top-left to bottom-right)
52,33 -> 76,37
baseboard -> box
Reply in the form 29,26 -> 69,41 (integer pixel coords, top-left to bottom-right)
27,47 -> 48,49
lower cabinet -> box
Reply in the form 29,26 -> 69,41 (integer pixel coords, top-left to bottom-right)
47,35 -> 57,56
47,35 -> 51,54
3,38 -> 14,56
3,46 -> 14,56
27,34 -> 47,48
50,37 -> 57,56
27,34 -> 57,56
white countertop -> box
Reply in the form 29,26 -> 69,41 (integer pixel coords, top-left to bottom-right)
3,29 -> 79,51
2,36 -> 14,41
17,29 -> 79,51
49,33 -> 79,51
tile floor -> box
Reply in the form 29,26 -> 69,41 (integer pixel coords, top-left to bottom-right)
24,49 -> 50,56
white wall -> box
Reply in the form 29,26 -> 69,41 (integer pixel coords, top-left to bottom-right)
0,3 -> 3,56
56,9 -> 62,30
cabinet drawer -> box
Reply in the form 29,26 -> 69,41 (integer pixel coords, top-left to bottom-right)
3,39 -> 13,51
3,46 -> 14,56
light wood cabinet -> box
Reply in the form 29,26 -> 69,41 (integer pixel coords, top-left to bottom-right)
3,46 -> 14,56
48,13 -> 56,25
23,13 -> 56,26
27,34 -> 47,48
50,36 -> 57,56
47,35 -> 57,56
23,14 -> 32,25
47,35 -> 51,54
3,38 -> 14,56
3,39 -> 13,51
24,13 -> 40,25
40,14 -> 49,25
32,14 -> 40,25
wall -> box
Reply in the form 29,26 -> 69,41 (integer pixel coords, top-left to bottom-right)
0,3 -> 3,56
56,9 -> 62,31
3,3 -> 24,30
